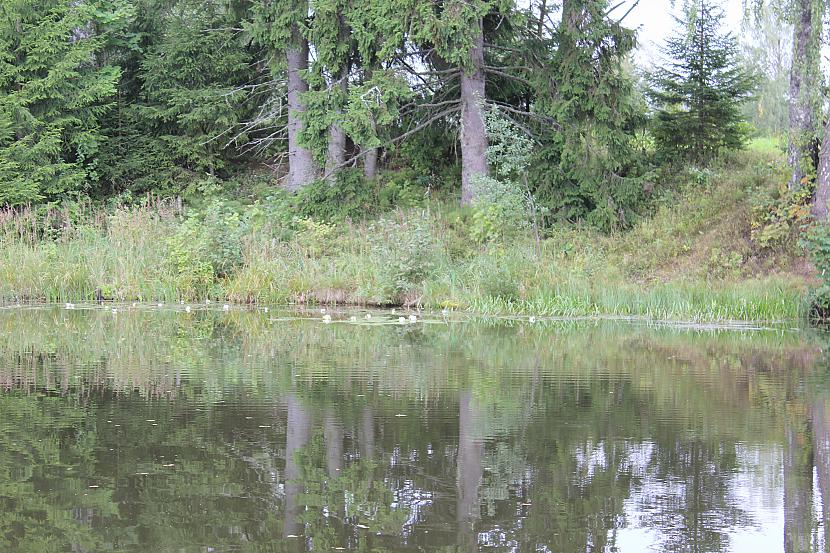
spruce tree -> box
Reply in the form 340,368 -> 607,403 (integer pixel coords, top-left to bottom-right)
97,0 -> 264,195
0,0 -> 130,205
648,0 -> 756,163
530,0 -> 646,231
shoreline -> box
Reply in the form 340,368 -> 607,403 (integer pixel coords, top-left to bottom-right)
0,300 -> 810,329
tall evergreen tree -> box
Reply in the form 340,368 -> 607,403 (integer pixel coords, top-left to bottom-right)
648,0 -> 756,163
530,0 -> 645,231
0,0 -> 130,205
252,0 -> 318,191
97,0 -> 264,195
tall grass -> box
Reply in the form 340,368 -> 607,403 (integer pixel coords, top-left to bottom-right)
0,149 -> 813,322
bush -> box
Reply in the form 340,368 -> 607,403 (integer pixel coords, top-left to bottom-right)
801,224 -> 830,322
469,175 -> 528,243
366,212 -> 435,299
750,180 -> 813,249
295,217 -> 337,257
166,199 -> 246,296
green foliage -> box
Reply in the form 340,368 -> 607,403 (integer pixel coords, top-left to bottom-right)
468,111 -> 536,243
366,212 -> 435,298
98,0 -> 265,195
801,223 -> 830,321
0,0 -> 130,204
266,169 -> 427,224
531,0 -> 647,232
750,179 -> 813,248
706,247 -> 744,279
802,224 -> 830,282
166,197 -> 246,297
295,217 -> 337,257
469,175 -> 527,243
290,171 -> 380,221
648,0 -> 757,162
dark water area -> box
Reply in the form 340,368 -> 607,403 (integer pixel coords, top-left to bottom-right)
0,306 -> 828,552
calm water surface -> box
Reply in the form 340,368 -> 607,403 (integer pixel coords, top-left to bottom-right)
0,306 -> 828,552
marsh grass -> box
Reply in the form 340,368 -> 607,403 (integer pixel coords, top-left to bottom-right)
0,149 -> 813,322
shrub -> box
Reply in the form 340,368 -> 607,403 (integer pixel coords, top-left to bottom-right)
750,180 -> 813,249
166,199 -> 245,296
295,217 -> 337,257
367,213 -> 435,299
801,224 -> 830,322
469,175 -> 528,243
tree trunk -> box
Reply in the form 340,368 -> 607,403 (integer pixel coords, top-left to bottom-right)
325,70 -> 349,184
286,15 -> 317,191
284,394 -> 312,539
362,66 -> 379,181
457,391 -> 483,549
787,0 -> 820,190
459,16 -> 488,206
784,420 -> 813,553
813,115 -> 830,221
363,145 -> 378,180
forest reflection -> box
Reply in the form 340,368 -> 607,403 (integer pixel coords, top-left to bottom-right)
0,307 -> 828,552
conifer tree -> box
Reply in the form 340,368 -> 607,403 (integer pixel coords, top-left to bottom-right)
0,0 -> 130,205
252,0 -> 318,190
97,0 -> 264,194
530,0 -> 645,231
648,0 -> 756,163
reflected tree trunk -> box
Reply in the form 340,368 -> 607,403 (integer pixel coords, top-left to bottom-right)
324,410 -> 344,479
284,394 -> 312,539
358,406 -> 375,460
813,397 -> 830,546
784,419 -> 814,553
457,391 -> 484,550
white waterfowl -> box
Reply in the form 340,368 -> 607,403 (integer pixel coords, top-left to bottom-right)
350,315 -> 357,322
365,313 -> 371,320
323,314 -> 332,323
223,304 -> 230,311
185,306 -> 191,313
409,314 -> 417,323
157,303 -> 163,308
398,316 -> 406,324
529,316 -> 536,323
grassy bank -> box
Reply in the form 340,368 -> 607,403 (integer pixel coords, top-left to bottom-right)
0,147 -> 814,322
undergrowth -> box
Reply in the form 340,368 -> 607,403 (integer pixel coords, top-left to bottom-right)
0,148 -> 814,322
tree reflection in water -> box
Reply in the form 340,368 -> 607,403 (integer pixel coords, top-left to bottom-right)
0,307 -> 827,552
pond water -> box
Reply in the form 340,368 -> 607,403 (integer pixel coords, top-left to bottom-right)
0,306 -> 828,552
